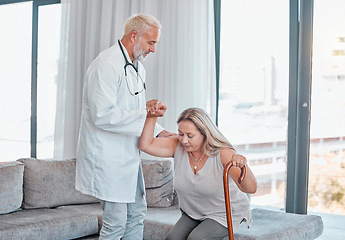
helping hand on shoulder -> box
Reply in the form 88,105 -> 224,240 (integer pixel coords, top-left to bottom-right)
157,130 -> 177,138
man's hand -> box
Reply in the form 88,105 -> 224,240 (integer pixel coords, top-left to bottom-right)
157,130 -> 177,138
146,99 -> 167,118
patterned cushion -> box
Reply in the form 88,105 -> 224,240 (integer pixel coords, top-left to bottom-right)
142,159 -> 174,207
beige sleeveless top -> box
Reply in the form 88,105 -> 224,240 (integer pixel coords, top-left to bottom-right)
173,143 -> 252,230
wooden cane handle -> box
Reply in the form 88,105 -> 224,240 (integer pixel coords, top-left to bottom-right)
223,162 -> 247,240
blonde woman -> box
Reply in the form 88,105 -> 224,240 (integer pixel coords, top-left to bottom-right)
139,101 -> 257,240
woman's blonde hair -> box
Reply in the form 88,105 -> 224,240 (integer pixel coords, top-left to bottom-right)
177,107 -> 235,155
124,14 -> 162,36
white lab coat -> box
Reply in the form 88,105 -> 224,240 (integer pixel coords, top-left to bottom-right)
75,41 -> 163,203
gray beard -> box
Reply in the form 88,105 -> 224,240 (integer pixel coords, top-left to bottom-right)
133,38 -> 147,63
134,52 -> 146,63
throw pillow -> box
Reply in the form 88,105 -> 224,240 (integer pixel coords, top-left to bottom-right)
142,159 -> 174,207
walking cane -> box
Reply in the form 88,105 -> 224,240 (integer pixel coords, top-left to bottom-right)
223,162 -> 246,240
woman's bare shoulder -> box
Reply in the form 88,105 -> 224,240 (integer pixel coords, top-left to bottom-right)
219,147 -> 236,165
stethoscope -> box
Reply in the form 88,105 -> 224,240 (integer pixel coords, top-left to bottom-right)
118,40 -> 146,95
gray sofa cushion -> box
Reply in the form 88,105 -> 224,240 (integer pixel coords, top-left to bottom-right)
142,159 -> 174,207
17,158 -> 99,209
0,161 -> 24,214
0,208 -> 98,239
57,203 -> 103,231
143,206 -> 324,240
233,208 -> 324,240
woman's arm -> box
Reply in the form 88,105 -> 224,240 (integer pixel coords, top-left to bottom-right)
220,148 -> 257,194
139,101 -> 178,158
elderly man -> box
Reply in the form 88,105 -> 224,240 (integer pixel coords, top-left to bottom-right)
76,14 -> 173,240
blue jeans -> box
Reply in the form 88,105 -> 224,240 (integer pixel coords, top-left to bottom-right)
99,183 -> 147,240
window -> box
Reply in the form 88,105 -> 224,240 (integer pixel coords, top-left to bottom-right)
218,0 -> 289,210
0,1 -> 32,161
37,3 -> 61,158
308,0 -> 345,215
0,0 -> 61,161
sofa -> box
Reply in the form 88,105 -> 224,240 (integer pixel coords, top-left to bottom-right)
0,159 -> 101,240
0,158 -> 324,240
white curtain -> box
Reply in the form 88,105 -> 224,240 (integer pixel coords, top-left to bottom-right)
54,0 -> 216,159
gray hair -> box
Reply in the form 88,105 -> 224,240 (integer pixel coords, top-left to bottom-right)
124,14 -> 162,36
177,108 -> 235,156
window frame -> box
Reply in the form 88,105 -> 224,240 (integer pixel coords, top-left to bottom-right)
285,0 -> 314,214
32,0 -> 61,157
